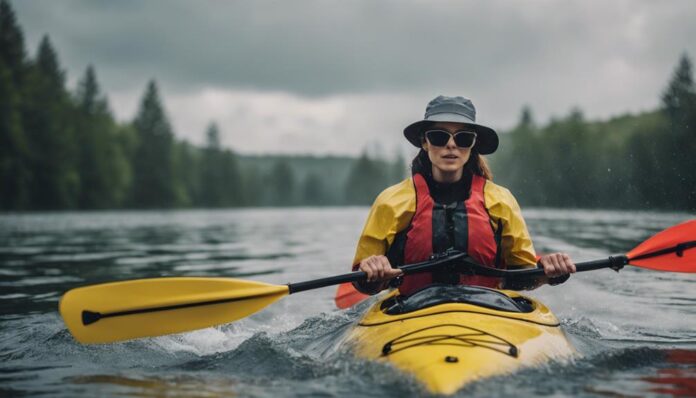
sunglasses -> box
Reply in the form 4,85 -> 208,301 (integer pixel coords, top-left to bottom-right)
424,129 -> 477,148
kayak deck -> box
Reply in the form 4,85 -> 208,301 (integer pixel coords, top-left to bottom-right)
346,285 -> 575,395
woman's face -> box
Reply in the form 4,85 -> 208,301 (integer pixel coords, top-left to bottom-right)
422,122 -> 473,182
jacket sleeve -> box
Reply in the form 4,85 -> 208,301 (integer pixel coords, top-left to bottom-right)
351,179 -> 416,294
484,182 -> 537,269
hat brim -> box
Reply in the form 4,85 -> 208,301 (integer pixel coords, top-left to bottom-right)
404,120 -> 499,155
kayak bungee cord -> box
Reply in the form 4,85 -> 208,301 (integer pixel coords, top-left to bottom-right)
380,323 -> 518,358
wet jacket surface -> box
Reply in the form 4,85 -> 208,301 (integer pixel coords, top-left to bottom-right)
351,173 -> 537,294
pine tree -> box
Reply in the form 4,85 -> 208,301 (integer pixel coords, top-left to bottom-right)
662,54 -> 695,119
74,65 -> 130,208
0,0 -> 30,209
206,122 -> 221,150
660,53 -> 696,209
198,122 -> 245,207
0,61 -> 30,208
0,0 -> 26,82
35,35 -> 64,88
199,122 -> 225,207
76,65 -> 109,115
22,35 -> 79,209
130,80 -> 178,208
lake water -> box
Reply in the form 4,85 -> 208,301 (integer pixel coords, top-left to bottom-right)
1,208 -> 695,397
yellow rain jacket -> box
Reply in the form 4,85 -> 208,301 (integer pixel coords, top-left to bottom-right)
352,177 -> 538,290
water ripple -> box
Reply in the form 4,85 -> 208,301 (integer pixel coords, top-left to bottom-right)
1,209 -> 694,397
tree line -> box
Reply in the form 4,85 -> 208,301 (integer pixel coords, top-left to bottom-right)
492,53 -> 696,211
1,0 -> 694,211
0,0 -> 404,210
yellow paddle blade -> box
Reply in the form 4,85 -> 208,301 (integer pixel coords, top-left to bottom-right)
59,277 -> 289,344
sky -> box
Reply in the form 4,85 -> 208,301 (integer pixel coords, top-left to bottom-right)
11,0 -> 696,156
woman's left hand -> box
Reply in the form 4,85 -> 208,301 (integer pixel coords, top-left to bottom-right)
538,252 -> 576,277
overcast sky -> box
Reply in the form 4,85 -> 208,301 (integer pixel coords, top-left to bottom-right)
12,0 -> 696,156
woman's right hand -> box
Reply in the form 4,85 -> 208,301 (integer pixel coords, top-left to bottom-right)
358,255 -> 403,282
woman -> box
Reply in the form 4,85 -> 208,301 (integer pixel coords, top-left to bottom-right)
352,96 -> 575,295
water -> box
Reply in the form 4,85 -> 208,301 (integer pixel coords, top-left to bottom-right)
1,208 -> 695,397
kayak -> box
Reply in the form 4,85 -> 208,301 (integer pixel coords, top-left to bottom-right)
344,284 -> 575,395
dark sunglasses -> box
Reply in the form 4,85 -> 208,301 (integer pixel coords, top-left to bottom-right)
424,129 -> 477,148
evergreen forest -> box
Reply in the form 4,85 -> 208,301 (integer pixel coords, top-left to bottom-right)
493,55 -> 696,211
1,1 -> 694,211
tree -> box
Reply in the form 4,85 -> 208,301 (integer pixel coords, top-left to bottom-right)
130,80 -> 178,208
302,172 -> 328,206
35,35 -> 64,87
544,108 -> 592,207
496,106 -> 546,206
21,35 -> 79,209
660,53 -> 696,210
219,149 -> 244,206
268,160 -> 296,206
0,0 -> 26,82
662,54 -> 695,119
344,150 -> 387,205
0,0 -> 30,209
73,65 -> 130,208
197,122 -> 243,207
198,123 -> 223,206
76,65 -> 108,115
241,165 -> 263,206
0,60 -> 30,209
172,140 -> 197,207
390,150 -> 407,183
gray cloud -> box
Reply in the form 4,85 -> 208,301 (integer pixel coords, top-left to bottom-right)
11,0 -> 696,154
14,1 -> 696,94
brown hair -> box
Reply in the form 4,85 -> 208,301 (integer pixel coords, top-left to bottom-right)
411,149 -> 493,180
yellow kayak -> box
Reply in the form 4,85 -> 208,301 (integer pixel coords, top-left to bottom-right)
345,285 -> 575,395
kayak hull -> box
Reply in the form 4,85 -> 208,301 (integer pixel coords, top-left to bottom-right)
346,287 -> 575,395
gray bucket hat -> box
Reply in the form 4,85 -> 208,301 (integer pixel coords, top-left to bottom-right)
404,96 -> 499,155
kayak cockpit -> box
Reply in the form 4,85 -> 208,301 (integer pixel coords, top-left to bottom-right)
380,285 -> 534,315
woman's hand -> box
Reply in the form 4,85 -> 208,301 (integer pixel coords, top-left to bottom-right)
538,253 -> 576,277
358,255 -> 403,282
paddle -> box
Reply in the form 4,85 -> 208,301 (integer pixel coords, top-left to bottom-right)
60,253 -> 467,344
60,219 -> 696,344
333,219 -> 696,308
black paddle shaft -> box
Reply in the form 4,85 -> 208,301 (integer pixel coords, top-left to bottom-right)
287,252 -> 468,294
470,255 -> 629,279
287,252 -> 630,294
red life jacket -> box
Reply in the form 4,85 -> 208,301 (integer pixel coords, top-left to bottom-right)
386,172 -> 504,295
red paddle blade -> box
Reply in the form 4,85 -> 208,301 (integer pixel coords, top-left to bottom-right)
627,219 -> 696,272
335,282 -> 369,309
